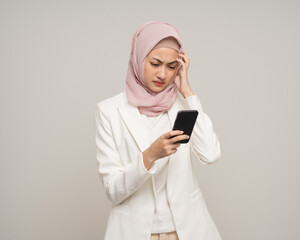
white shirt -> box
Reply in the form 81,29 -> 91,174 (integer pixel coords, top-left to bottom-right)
140,111 -> 176,234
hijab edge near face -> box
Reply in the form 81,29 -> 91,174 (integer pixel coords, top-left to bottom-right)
126,21 -> 183,117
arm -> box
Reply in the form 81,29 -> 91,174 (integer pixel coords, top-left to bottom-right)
95,105 -> 157,205
174,50 -> 221,164
183,94 -> 221,164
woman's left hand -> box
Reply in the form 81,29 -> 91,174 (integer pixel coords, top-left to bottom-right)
174,50 -> 194,98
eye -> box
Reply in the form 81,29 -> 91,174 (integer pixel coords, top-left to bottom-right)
169,66 -> 176,69
150,62 -> 159,67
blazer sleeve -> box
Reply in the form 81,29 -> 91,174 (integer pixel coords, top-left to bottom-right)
183,94 -> 221,164
95,104 -> 158,205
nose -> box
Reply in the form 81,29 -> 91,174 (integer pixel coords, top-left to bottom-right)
157,66 -> 166,80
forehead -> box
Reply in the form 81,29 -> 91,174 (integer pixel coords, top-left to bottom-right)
146,47 -> 179,59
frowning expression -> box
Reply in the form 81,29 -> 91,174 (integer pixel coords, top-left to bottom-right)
144,47 -> 179,93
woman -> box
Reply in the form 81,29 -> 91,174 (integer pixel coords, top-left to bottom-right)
95,21 -> 222,240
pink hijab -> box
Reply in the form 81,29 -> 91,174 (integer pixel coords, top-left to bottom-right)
125,21 -> 183,117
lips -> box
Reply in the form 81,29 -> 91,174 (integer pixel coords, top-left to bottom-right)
153,81 -> 164,86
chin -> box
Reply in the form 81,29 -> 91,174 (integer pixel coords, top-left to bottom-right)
151,86 -> 167,93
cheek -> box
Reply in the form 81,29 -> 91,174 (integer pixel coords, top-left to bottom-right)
144,65 -> 154,80
167,70 -> 176,81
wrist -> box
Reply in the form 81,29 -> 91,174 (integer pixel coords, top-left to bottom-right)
142,148 -> 156,170
182,89 -> 194,98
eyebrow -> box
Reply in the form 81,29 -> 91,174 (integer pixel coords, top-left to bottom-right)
152,57 -> 177,65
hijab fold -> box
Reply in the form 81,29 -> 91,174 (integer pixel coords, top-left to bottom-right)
125,21 -> 183,117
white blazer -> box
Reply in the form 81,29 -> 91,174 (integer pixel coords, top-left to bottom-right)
95,90 -> 222,240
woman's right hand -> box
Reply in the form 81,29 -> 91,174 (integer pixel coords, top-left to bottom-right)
142,130 -> 190,170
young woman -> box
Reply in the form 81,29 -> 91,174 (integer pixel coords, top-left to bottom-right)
95,21 -> 222,240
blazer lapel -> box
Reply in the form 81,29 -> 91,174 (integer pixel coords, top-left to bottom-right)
117,92 -> 150,152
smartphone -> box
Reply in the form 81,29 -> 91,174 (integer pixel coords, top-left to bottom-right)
170,110 -> 198,144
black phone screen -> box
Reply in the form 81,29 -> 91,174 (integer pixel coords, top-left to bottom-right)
170,110 -> 198,144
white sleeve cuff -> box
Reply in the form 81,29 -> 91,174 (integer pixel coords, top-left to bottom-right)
184,94 -> 204,112
138,152 -> 158,175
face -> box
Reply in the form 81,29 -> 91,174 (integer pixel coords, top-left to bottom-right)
144,47 -> 179,93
